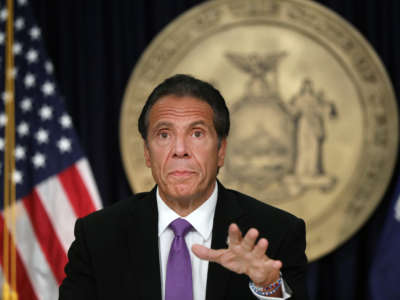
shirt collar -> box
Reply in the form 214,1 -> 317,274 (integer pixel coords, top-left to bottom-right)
157,182 -> 218,241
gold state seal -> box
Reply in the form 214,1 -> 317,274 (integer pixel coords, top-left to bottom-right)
120,0 -> 398,261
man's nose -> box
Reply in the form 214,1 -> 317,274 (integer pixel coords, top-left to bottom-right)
173,135 -> 190,158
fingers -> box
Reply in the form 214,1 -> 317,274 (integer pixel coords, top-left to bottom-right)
252,238 -> 281,273
241,228 -> 259,251
229,224 -> 263,253
270,259 -> 282,270
228,223 -> 242,245
191,244 -> 225,262
252,238 -> 268,259
262,257 -> 282,272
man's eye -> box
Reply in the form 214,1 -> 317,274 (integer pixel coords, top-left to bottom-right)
193,131 -> 203,138
159,132 -> 169,138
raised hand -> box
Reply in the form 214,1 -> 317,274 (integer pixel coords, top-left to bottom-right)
192,223 -> 282,294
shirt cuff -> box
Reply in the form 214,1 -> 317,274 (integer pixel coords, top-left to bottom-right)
249,276 -> 292,300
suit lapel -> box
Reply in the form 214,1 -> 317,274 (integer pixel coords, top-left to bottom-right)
124,183 -> 244,300
126,187 -> 162,300
206,182 -> 244,300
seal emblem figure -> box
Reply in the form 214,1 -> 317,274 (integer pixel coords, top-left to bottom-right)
120,0 -> 398,261
224,51 -> 337,200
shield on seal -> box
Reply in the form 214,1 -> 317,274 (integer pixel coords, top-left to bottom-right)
225,52 -> 295,189
226,95 -> 295,188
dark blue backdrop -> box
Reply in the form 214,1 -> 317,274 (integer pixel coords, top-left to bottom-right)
30,1 -> 400,299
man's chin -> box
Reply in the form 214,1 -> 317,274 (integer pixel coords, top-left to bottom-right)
171,184 -> 196,200
159,182 -> 198,202
159,178 -> 214,203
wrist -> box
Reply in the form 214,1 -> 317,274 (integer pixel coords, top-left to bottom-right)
250,277 -> 282,297
254,273 -> 281,288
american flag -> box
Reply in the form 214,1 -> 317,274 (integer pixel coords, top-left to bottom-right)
0,0 -> 102,299
369,183 -> 400,299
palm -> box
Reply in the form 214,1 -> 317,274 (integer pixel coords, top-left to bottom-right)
192,223 -> 282,286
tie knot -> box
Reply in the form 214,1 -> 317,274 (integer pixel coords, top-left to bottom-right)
169,218 -> 192,237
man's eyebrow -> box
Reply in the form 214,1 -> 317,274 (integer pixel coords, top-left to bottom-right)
153,121 -> 173,130
190,120 -> 208,127
152,120 -> 210,131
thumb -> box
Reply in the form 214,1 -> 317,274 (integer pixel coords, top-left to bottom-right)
191,244 -> 224,262
191,244 -> 210,260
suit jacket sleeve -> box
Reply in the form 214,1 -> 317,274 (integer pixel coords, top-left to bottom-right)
59,218 -> 97,300
278,217 -> 308,300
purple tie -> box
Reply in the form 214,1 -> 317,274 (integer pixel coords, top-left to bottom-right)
165,218 -> 193,300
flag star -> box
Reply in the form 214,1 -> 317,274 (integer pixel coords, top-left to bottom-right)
26,48 -> 38,63
41,81 -> 55,96
32,152 -> 46,168
13,170 -> 23,184
0,9 -> 7,22
29,26 -> 41,40
0,113 -> 7,127
57,137 -> 72,153
0,138 -> 4,151
35,128 -> 49,144
7,67 -> 18,79
60,114 -> 72,128
17,0 -> 28,6
0,32 -> 4,45
20,98 -> 32,112
13,42 -> 22,55
45,61 -> 53,74
17,122 -> 29,137
39,105 -> 53,120
24,73 -> 36,88
2,91 -> 13,103
14,17 -> 25,30
396,198 -> 400,221
15,145 -> 26,160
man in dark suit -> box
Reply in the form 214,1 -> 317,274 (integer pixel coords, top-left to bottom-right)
59,74 -> 308,300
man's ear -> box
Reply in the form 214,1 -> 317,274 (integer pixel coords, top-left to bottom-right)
217,138 -> 227,168
143,141 -> 152,168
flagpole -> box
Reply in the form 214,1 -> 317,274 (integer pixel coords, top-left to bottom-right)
2,0 -> 11,296
3,0 -> 18,299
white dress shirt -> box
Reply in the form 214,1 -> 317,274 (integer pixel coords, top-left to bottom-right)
156,183 -> 291,300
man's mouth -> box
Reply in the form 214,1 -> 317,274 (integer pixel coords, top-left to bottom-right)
169,170 -> 196,178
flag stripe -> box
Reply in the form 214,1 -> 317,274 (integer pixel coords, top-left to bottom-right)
36,175 -> 77,252
0,214 -> 38,300
13,201 -> 59,300
76,159 -> 102,210
23,191 -> 67,285
58,164 -> 96,218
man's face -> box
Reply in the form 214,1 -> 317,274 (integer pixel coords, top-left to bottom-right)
144,95 -> 227,205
